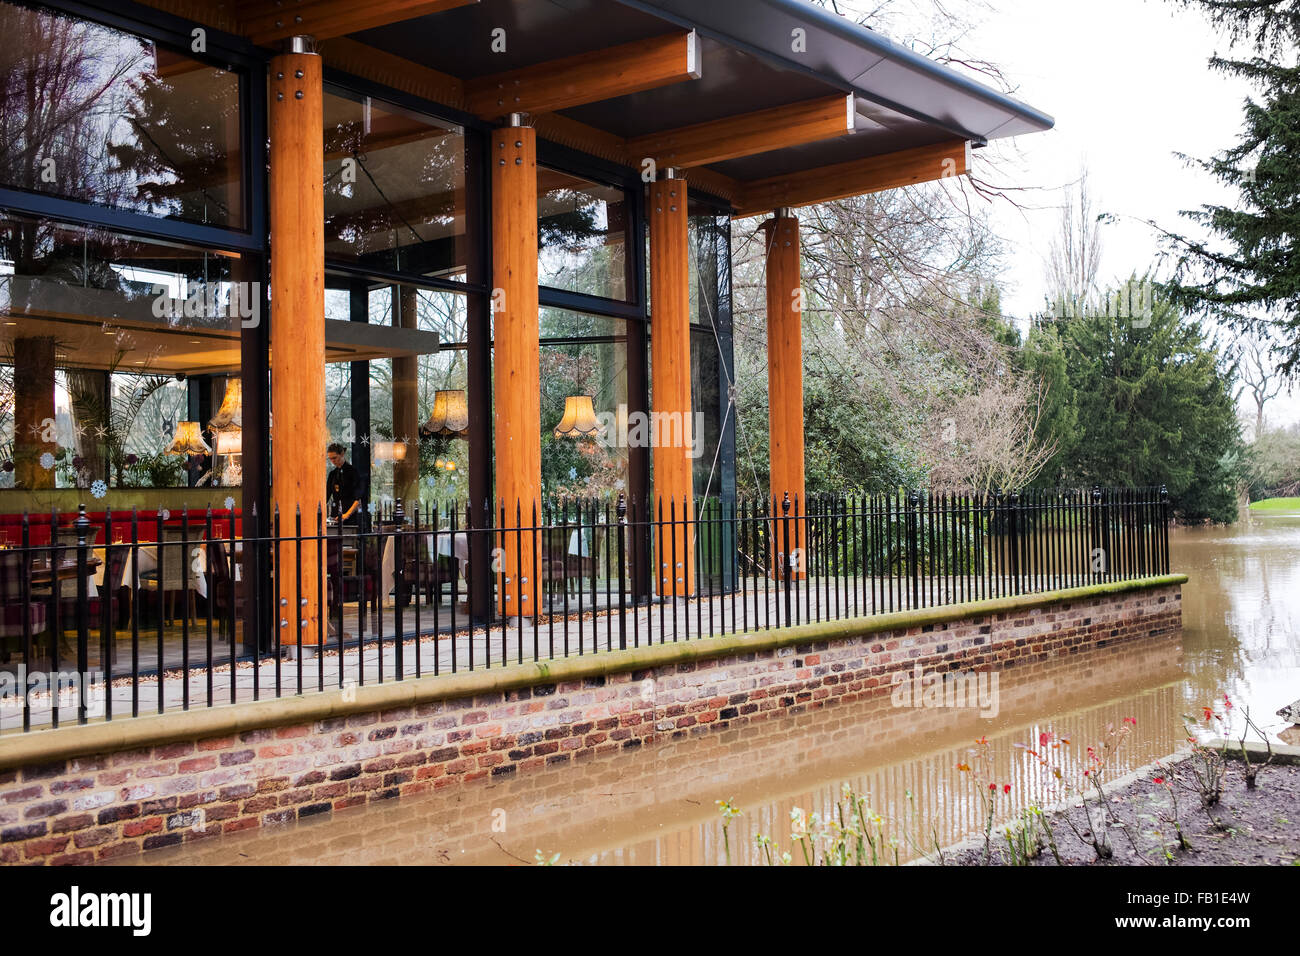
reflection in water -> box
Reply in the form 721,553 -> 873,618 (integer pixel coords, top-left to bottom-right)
1174,518 -> 1300,736
135,519 -> 1300,866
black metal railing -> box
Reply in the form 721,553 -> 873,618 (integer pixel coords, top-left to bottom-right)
0,486 -> 1170,733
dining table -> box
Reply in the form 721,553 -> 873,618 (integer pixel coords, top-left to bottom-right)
29,555 -> 103,595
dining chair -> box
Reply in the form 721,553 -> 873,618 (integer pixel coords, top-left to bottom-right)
0,550 -> 45,662
139,531 -> 205,625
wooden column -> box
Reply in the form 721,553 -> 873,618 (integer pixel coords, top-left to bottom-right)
392,285 -> 420,509
491,122 -> 541,620
13,336 -> 56,490
764,211 -> 806,573
649,175 -> 694,597
269,45 -> 326,647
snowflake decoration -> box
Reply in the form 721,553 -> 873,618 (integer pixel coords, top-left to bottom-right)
360,434 -> 370,447
223,496 -> 235,511
568,467 -> 577,480
90,479 -> 108,500
39,452 -> 55,471
426,476 -> 437,488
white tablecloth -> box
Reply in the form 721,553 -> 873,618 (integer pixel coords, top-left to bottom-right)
568,529 -> 591,557
92,544 -> 213,599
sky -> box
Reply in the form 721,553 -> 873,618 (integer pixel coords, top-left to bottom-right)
904,0 -> 1300,430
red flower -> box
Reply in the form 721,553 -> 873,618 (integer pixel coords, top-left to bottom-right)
1152,777 -> 1165,785
1223,695 -> 1233,711
988,783 -> 996,791
1003,784 -> 1011,794
1123,717 -> 1137,726
1039,731 -> 1051,747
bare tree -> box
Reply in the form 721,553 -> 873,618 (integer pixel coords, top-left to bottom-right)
1234,333 -> 1292,439
726,0 -> 1059,495
1045,165 -> 1105,310
920,377 -> 1058,493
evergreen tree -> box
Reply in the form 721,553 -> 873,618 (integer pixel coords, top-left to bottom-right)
1045,278 -> 1243,522
1161,0 -> 1300,373
1021,321 -> 1078,487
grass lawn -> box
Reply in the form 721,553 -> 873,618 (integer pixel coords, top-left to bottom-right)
1249,496 -> 1300,513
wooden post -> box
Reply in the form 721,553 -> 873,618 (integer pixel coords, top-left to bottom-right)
269,43 -> 326,648
764,211 -> 805,576
648,175 -> 694,597
12,336 -> 56,490
491,120 -> 541,620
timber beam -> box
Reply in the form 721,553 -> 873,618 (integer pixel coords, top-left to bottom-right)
732,139 -> 970,218
241,0 -> 478,47
465,30 -> 700,118
627,94 -> 855,170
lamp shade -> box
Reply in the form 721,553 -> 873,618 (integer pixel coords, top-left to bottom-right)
374,440 -> 407,463
214,428 -> 242,456
165,421 -> 211,456
554,395 -> 603,439
208,378 -> 242,430
423,389 -> 469,437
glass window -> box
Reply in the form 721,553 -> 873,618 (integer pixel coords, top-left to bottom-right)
323,90 -> 471,282
0,1 -> 244,227
540,309 -> 630,500
323,274 -> 468,511
0,210 -> 256,501
538,169 -> 632,301
687,202 -> 733,502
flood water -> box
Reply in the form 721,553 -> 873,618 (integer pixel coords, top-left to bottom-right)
138,515 -> 1300,866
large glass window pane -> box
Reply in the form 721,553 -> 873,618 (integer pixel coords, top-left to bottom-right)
0,210 -> 255,506
0,1 -> 244,227
540,309 -> 630,499
538,169 -> 631,302
323,90 -> 470,282
323,274 -> 467,512
687,203 -> 734,500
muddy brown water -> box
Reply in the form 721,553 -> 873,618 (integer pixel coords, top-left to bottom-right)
135,517 -> 1300,866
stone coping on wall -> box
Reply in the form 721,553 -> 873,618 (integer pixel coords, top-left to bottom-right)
0,574 -> 1187,772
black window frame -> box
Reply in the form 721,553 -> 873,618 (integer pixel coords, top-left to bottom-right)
0,0 -> 268,250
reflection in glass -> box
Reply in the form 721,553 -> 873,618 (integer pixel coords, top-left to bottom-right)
0,1 -> 243,227
323,91 -> 468,281
0,211 -> 252,495
540,310 -> 629,500
687,203 -> 733,504
324,276 -> 468,510
538,169 -> 631,301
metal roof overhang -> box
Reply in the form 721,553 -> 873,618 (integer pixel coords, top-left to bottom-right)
336,0 -> 1053,209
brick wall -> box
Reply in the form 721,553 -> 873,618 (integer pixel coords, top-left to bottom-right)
0,582 -> 1181,864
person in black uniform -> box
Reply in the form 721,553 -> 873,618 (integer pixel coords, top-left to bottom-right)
325,443 -> 363,622
326,443 -> 361,524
